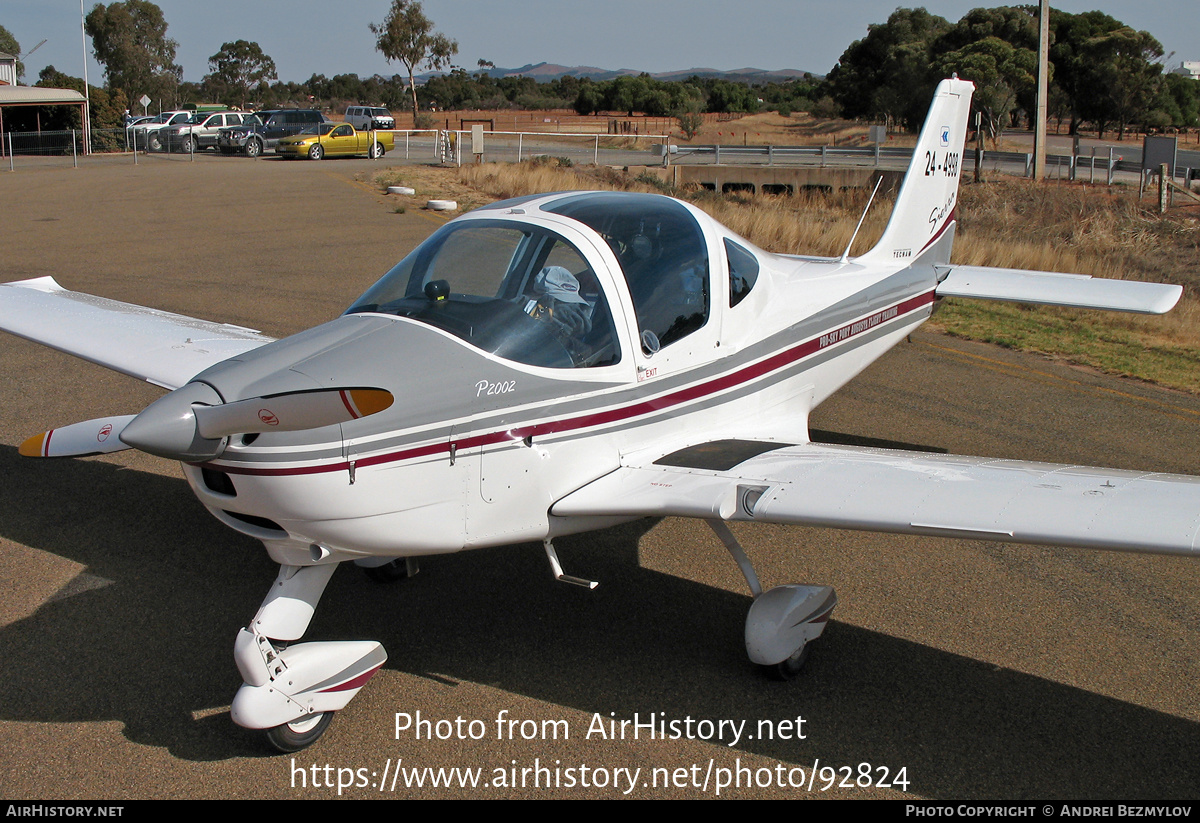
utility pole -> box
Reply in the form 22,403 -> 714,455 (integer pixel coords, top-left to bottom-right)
1032,0 -> 1049,181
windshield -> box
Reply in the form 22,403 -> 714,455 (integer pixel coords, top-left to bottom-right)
346,220 -> 620,369
299,123 -> 337,136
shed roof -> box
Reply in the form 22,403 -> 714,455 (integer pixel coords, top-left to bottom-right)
0,86 -> 87,106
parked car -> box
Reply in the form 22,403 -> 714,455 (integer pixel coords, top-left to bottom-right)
161,111 -> 247,153
128,111 -> 191,151
276,122 -> 394,160
343,106 -> 395,131
217,109 -> 328,157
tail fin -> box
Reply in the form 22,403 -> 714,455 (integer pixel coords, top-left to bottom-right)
858,77 -> 974,266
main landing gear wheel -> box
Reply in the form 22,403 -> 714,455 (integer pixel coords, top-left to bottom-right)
771,642 -> 811,681
266,711 -> 334,753
704,520 -> 838,681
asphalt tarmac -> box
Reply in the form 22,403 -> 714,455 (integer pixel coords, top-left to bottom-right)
1,151 -> 1198,800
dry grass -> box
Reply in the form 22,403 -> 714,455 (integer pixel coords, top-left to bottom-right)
683,111 -> 875,147
367,160 -> 1200,391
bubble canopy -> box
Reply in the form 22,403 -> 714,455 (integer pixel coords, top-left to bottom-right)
345,217 -> 621,369
346,192 -> 713,369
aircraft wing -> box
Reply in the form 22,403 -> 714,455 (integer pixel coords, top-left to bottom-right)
934,265 -> 1182,314
0,277 -> 274,390
551,440 -> 1200,557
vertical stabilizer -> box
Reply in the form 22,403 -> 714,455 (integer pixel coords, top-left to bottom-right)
857,78 -> 974,266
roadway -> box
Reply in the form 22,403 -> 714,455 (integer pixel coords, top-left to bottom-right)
0,153 -> 1197,799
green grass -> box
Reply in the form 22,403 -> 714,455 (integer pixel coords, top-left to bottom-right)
930,298 -> 1200,393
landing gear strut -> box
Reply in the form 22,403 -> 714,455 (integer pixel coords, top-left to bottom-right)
231,562 -> 387,752
706,519 -> 837,677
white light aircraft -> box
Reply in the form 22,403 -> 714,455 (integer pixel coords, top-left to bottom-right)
1,78 -> 1195,752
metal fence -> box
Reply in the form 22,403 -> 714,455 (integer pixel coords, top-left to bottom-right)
0,127 -> 145,163
2,125 -> 1195,189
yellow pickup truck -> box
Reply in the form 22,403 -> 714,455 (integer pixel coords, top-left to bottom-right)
276,122 -> 394,160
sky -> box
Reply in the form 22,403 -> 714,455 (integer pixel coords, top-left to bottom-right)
4,1 -> 1197,90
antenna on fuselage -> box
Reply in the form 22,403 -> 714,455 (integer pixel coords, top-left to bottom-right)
839,175 -> 884,263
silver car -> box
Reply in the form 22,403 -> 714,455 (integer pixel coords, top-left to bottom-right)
160,112 -> 247,153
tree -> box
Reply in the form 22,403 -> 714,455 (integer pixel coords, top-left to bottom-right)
35,65 -> 128,133
84,1 -> 181,107
207,40 -> 276,109
827,8 -> 952,129
369,0 -> 457,121
0,24 -> 22,81
1080,26 -> 1163,139
937,36 -> 1037,149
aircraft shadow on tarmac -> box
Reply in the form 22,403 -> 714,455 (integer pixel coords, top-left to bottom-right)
0,444 -> 1196,798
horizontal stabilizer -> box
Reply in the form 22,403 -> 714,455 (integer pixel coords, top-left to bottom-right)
553,442 -> 1200,557
0,277 -> 275,389
934,265 -> 1182,314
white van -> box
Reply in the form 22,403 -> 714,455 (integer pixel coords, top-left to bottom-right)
344,106 -> 396,130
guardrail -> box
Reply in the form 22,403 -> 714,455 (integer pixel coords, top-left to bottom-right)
667,143 -> 1196,185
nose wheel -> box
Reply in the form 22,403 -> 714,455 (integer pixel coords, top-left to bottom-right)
266,711 -> 334,753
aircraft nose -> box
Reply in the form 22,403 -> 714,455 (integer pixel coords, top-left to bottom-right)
120,382 -> 226,461
120,382 -> 396,463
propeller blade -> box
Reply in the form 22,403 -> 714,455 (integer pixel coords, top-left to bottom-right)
19,415 -> 137,458
194,388 -> 394,440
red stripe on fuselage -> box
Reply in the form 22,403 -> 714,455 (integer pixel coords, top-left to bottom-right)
213,290 -> 936,477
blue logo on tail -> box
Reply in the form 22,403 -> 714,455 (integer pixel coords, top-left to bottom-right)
939,126 -> 950,147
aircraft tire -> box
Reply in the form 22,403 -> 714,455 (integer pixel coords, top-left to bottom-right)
771,642 -> 810,681
265,711 -> 334,752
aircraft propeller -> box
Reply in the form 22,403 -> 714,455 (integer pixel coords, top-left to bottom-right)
20,386 -> 393,462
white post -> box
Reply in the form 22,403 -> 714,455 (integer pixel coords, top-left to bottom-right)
594,134 -> 599,165
518,132 -> 523,162
72,130 -> 78,168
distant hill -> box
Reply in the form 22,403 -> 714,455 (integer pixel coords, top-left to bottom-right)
417,62 -> 821,84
